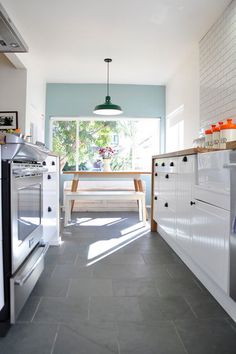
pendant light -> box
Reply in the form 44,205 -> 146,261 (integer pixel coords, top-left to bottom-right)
93,58 -> 123,115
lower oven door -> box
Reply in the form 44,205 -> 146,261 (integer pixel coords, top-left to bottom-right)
10,242 -> 49,323
11,172 -> 43,273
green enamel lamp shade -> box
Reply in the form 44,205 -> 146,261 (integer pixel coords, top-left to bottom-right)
93,95 -> 123,115
94,58 -> 123,116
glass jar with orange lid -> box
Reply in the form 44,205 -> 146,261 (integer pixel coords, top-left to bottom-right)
220,119 -> 236,149
211,124 -> 220,148
205,128 -> 213,149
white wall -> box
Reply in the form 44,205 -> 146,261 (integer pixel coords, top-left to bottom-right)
166,46 -> 200,152
25,62 -> 46,143
0,54 -> 27,132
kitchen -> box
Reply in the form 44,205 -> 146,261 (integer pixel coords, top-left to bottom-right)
0,0 -> 236,353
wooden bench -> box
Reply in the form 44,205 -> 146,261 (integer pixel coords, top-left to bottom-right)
64,191 -> 146,226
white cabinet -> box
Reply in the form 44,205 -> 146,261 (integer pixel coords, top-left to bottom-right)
42,155 -> 60,245
176,155 -> 197,254
153,157 -> 178,241
192,200 -> 229,293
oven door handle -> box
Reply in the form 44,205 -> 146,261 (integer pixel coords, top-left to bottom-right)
223,163 -> 236,168
14,243 -> 50,286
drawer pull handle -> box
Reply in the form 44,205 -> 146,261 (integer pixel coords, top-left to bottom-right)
155,173 -> 158,176
182,156 -> 188,162
52,161 -> 55,166
155,163 -> 158,167
161,162 -> 165,167
190,201 -> 196,206
47,174 -> 52,180
170,162 -> 174,166
164,202 -> 168,208
154,196 -> 157,200
48,206 -> 52,212
165,174 -> 169,179
42,161 -> 46,166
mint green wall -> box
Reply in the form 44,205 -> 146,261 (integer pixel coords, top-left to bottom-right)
45,83 -> 166,205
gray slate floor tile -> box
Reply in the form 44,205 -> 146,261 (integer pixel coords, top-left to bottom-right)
52,263 -> 93,278
89,296 -> 143,322
155,277 -> 203,296
68,278 -> 113,297
53,320 -> 119,354
138,295 -> 195,321
184,293 -> 229,319
175,318 -> 236,354
112,278 -> 159,297
17,296 -> 41,323
143,251 -> 181,265
93,263 -> 170,279
0,323 -> 57,354
33,296 -> 89,323
32,277 -> 70,297
117,322 -> 186,354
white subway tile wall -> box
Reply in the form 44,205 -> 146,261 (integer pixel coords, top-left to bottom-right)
200,0 -> 236,129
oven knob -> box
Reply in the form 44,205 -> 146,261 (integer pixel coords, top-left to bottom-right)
47,174 -> 52,180
48,206 -> 52,212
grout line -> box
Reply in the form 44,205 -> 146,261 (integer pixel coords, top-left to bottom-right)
50,324 -> 60,354
87,296 -> 91,321
31,297 -> 43,322
74,253 -> 80,266
172,320 -> 189,354
66,279 -> 72,298
50,264 -> 57,278
165,265 -> 174,279
183,296 -> 198,319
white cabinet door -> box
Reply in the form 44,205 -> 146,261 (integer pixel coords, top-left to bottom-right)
156,198 -> 176,241
192,200 -> 229,293
42,170 -> 60,245
176,155 -> 197,254
0,243 -> 4,310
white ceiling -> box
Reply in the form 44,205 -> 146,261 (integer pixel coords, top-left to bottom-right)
1,0 -> 232,84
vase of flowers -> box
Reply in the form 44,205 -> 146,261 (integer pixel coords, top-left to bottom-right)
98,146 -> 115,172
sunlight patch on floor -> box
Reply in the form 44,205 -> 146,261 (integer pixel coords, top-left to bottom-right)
75,217 -> 122,226
86,224 -> 150,266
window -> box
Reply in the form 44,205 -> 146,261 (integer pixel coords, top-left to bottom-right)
50,117 -> 160,171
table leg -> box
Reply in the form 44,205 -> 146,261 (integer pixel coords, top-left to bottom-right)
71,178 -> 79,212
137,179 -> 148,220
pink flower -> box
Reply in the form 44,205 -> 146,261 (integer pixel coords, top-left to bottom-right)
98,146 -> 115,158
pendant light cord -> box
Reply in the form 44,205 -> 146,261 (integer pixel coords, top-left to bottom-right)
107,60 -> 110,97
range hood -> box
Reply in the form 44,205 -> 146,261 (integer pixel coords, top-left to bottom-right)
0,3 -> 28,52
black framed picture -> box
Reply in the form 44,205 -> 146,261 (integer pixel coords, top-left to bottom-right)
0,111 -> 18,129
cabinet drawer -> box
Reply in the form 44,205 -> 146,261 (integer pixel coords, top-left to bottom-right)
43,172 -> 58,190
154,158 -> 178,173
177,154 -> 196,174
155,173 -> 176,205
43,156 -> 58,172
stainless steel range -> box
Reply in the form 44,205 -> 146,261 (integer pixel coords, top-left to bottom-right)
0,134 -> 49,335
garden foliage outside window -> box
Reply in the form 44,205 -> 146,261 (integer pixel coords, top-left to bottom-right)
50,118 -> 160,171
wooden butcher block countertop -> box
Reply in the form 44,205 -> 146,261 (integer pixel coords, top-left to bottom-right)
152,141 -> 236,159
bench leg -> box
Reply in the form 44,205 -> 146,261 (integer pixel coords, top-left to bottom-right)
64,198 -> 71,226
142,197 -> 146,226
138,199 -> 142,221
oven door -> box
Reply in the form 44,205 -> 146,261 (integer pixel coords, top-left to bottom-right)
11,173 -> 43,274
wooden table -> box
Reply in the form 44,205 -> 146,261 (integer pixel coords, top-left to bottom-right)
63,171 -> 151,216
